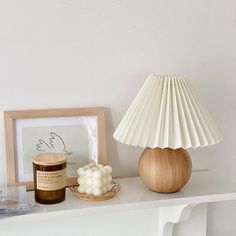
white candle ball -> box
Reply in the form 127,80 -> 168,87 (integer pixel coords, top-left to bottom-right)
93,170 -> 102,179
77,163 -> 113,196
101,169 -> 108,177
85,186 -> 93,195
77,167 -> 85,176
107,175 -> 112,183
93,179 -> 102,188
93,188 -> 102,196
97,164 -> 104,169
85,169 -> 93,177
86,177 -> 93,186
101,186 -> 107,194
106,183 -> 113,191
102,177 -> 107,185
78,176 -> 85,184
78,186 -> 85,193
104,165 -> 112,174
83,176 -> 88,183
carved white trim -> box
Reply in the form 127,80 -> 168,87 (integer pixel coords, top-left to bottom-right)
158,204 -> 203,236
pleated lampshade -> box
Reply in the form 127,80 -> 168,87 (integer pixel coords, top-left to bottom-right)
113,75 -> 222,149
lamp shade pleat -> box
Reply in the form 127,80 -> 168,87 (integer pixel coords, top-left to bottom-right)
113,75 -> 223,149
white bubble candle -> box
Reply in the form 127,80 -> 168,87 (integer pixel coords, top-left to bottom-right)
77,163 -> 113,196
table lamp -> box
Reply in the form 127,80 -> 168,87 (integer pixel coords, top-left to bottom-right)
113,75 -> 222,193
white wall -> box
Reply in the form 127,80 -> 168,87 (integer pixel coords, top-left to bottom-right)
0,0 -> 235,235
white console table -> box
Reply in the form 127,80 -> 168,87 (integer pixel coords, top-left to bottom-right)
1,171 -> 236,236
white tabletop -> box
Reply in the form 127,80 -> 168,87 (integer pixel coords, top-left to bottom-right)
1,170 -> 236,223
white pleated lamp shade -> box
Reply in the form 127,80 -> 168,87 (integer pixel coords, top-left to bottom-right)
113,75 -> 223,149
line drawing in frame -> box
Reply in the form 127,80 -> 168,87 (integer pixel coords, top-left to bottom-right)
36,131 -> 72,155
4,108 -> 107,190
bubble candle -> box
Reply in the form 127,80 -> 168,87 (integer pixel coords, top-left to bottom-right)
77,163 -> 113,196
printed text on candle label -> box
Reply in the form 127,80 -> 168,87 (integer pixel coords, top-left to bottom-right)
37,169 -> 66,191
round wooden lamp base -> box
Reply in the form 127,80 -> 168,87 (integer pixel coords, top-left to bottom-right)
138,147 -> 192,193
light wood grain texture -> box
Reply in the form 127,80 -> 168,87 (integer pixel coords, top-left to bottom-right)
4,108 -> 107,190
33,153 -> 67,165
139,147 -> 192,193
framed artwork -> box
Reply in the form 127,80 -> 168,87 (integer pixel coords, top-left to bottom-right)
4,108 -> 107,190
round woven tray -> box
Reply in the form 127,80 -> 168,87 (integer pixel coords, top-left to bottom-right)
70,181 -> 121,201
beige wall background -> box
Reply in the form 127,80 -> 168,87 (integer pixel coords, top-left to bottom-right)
0,0 -> 235,235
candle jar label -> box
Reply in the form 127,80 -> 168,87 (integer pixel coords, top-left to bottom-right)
36,169 -> 66,191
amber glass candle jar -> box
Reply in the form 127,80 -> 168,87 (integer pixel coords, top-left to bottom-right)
33,153 -> 67,204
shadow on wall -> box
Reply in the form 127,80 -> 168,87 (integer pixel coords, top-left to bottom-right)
104,107 -> 141,178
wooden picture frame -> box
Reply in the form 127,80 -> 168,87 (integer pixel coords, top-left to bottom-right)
4,108 -> 107,190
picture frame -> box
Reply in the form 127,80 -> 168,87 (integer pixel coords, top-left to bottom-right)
4,108 -> 107,190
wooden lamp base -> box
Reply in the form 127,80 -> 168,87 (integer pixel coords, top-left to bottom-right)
138,147 -> 192,193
